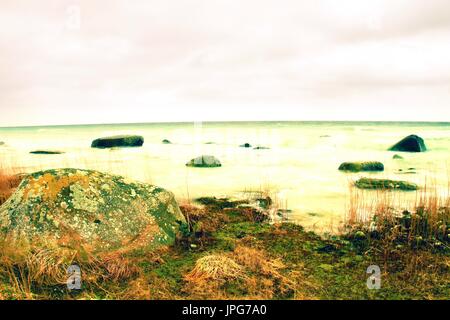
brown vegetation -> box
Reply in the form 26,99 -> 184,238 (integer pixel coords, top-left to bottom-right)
0,168 -> 22,206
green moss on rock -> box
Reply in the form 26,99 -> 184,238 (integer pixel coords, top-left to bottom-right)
338,162 -> 384,172
186,155 -> 222,168
355,178 -> 418,191
91,135 -> 144,149
0,168 -> 186,254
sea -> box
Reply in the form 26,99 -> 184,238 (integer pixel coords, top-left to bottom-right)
1,121 -> 449,232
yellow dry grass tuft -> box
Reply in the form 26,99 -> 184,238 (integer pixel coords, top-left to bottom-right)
0,170 -> 22,206
232,245 -> 304,298
233,246 -> 285,277
183,245 -> 317,300
99,253 -> 140,281
185,254 -> 244,283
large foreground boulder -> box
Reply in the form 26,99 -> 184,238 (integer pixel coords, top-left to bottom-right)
0,169 -> 186,254
339,162 -> 384,172
91,135 -> 144,148
186,155 -> 222,168
389,135 -> 426,152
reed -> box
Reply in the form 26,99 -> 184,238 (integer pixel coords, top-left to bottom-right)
345,176 -> 449,250
0,165 -> 23,206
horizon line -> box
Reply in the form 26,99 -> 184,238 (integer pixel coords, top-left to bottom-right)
1,119 -> 450,130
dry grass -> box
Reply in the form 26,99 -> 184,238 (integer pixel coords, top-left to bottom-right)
184,245 -> 315,300
345,178 -> 449,241
232,245 -> 301,298
179,203 -> 226,236
0,235 -> 145,300
0,169 -> 23,206
344,177 -> 449,276
99,253 -> 140,282
233,246 -> 285,278
185,255 -> 244,283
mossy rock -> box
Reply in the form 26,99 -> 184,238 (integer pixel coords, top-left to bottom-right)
91,135 -> 144,149
186,155 -> 222,168
240,143 -> 252,148
338,162 -> 384,172
256,197 -> 272,209
0,168 -> 186,255
30,150 -> 65,155
162,139 -> 172,144
393,154 -> 404,160
389,135 -> 427,152
355,178 -> 418,191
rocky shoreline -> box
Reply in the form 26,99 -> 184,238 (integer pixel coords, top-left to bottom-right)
0,133 -> 448,300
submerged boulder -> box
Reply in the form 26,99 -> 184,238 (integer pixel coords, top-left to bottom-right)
0,142 -> 4,146
186,155 -> 222,168
30,150 -> 64,155
355,178 -> 417,191
0,168 -> 186,254
91,135 -> 144,149
240,143 -> 252,148
338,162 -> 384,172
389,135 -> 426,152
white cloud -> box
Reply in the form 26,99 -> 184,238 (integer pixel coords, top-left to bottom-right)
1,0 -> 450,126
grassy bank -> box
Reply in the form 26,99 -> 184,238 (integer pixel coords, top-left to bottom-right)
0,169 -> 448,300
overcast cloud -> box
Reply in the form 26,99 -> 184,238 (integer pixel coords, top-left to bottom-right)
1,0 -> 450,126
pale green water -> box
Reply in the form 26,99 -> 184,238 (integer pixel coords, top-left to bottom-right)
0,121 -> 449,231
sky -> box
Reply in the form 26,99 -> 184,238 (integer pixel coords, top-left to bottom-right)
1,0 -> 450,126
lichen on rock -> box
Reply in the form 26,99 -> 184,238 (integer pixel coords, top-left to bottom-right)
0,168 -> 187,256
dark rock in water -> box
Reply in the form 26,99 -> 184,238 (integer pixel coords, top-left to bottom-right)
30,150 -> 64,155
277,209 -> 293,221
0,168 -> 186,254
307,212 -> 321,217
355,178 -> 417,191
91,135 -> 144,149
397,169 -> 416,175
389,135 -> 426,152
186,155 -> 222,168
240,143 -> 252,148
339,162 -> 384,172
253,146 -> 270,150
393,154 -> 404,160
195,197 -> 247,210
162,139 -> 172,144
256,197 -> 272,209
0,141 -> 4,146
